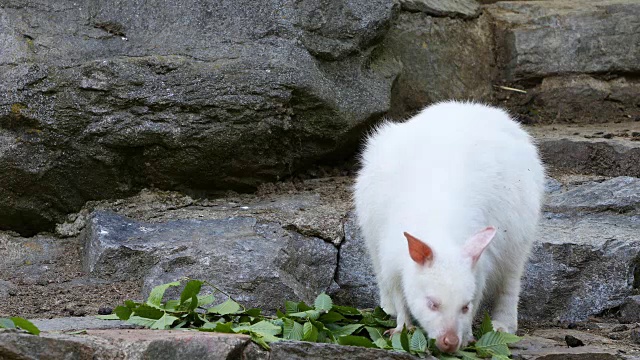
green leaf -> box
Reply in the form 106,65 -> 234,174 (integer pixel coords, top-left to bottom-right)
337,335 -> 376,348
332,305 -> 360,316
197,294 -> 215,307
287,310 -> 321,320
365,326 -> 385,342
303,321 -> 319,342
10,317 -> 40,335
208,298 -> 241,315
456,350 -> 483,360
133,304 -> 164,320
314,293 -> 332,312
180,280 -> 203,306
243,308 -> 262,317
114,305 -> 133,320
410,328 -> 428,352
479,311 -> 493,337
319,311 -> 346,324
374,318 -> 397,328
475,331 -> 522,357
361,313 -> 379,326
0,318 -> 16,329
249,320 -> 281,337
372,306 -> 388,319
332,323 -> 363,337
374,338 -> 391,349
297,301 -> 313,312
127,315 -> 157,328
163,300 -> 180,312
96,314 -> 120,320
400,326 -> 410,352
276,309 -> 286,318
146,281 -> 181,308
124,300 -> 139,309
250,332 -> 271,350
285,301 -> 299,314
212,322 -> 234,333
391,332 -> 404,351
150,313 -> 179,330
283,318 -> 304,341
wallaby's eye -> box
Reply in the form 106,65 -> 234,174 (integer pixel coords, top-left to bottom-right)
427,297 -> 440,311
461,304 -> 470,314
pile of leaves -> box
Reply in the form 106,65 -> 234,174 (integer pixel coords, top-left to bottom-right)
98,279 -> 521,359
0,317 -> 40,335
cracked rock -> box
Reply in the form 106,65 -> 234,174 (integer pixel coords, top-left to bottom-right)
83,211 -> 338,312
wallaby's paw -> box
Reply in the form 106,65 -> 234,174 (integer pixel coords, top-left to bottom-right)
384,324 -> 414,337
491,320 -> 514,334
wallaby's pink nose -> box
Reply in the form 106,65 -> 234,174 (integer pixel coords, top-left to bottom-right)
436,331 -> 460,353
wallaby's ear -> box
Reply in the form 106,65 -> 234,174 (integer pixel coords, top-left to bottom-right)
463,226 -> 496,267
404,232 -> 433,266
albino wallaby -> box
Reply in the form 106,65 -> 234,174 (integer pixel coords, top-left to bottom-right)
354,101 -> 544,353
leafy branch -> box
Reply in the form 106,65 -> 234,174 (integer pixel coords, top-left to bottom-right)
98,279 -> 521,359
0,317 -> 40,335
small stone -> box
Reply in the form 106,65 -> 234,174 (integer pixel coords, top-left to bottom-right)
98,307 -> 113,315
565,335 -> 585,347
567,323 -> 578,329
611,324 -> 629,332
602,133 -> 613,139
631,329 -> 640,345
619,295 -> 640,323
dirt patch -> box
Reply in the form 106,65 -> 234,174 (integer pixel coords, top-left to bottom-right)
0,234 -> 142,319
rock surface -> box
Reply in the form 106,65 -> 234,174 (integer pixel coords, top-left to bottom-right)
0,329 -> 430,360
488,0 -> 640,79
2,0 -> 639,236
0,0 -> 399,236
545,177 -> 640,215
382,12 -> 494,118
488,0 -> 640,124
398,0 -> 481,18
521,213 -> 640,322
512,328 -> 639,360
332,212 -> 378,309
3,172 -> 640,323
531,123 -> 640,178
619,295 -> 640,324
84,211 -> 338,312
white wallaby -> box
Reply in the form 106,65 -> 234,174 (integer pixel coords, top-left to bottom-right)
354,101 -> 545,353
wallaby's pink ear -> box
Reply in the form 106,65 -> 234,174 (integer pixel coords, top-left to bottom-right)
463,227 -> 497,267
404,232 -> 433,266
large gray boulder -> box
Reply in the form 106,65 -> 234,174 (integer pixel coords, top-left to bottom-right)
488,0 -> 640,80
332,212 -> 378,309
521,213 -> 640,322
531,124 -> 640,178
487,0 -> 640,123
0,0 -> 399,235
0,329 -> 427,360
381,11 -> 494,118
83,211 -> 338,311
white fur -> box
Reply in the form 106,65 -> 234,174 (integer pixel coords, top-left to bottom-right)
354,101 -> 545,352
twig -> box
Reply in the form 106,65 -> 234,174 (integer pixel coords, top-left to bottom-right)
494,85 -> 527,94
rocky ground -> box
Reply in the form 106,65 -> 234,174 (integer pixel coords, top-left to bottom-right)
2,120 -> 640,358
2,0 -> 640,358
